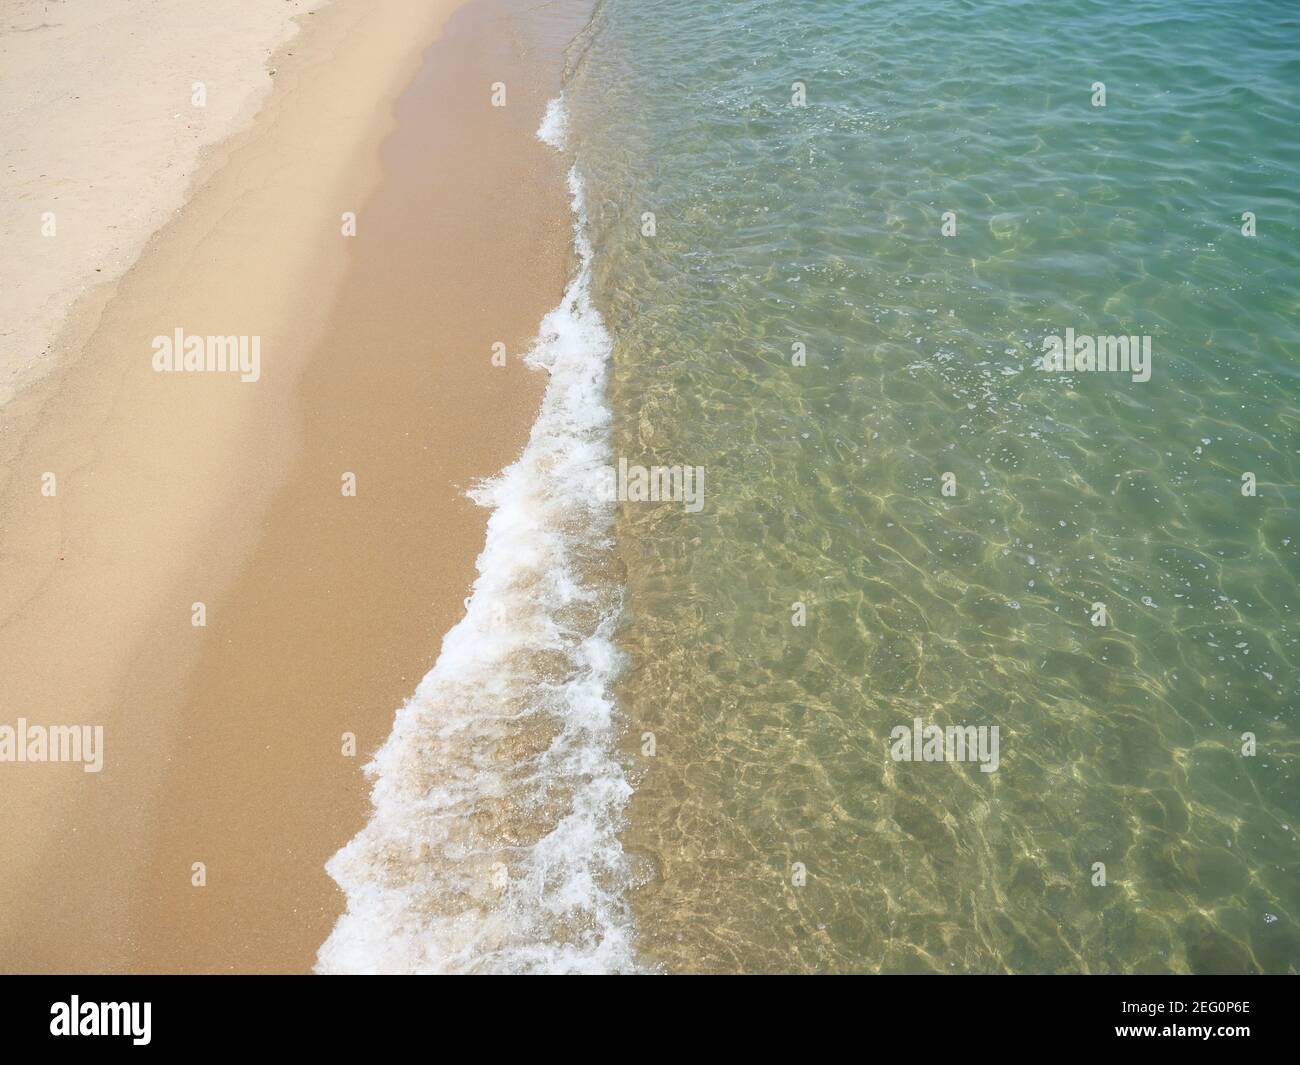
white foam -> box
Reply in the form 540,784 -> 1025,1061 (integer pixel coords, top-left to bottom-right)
536,93 -> 569,150
316,98 -> 640,974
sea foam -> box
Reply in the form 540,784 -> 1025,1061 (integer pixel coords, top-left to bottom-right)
316,98 -> 639,974
536,94 -> 569,151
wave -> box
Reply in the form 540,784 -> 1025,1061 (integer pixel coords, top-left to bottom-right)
315,97 -> 639,974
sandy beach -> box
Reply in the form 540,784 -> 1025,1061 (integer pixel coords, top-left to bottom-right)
0,0 -> 575,972
3,0 -> 1297,995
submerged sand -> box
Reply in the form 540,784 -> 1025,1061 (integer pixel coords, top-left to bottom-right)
0,0 -> 575,972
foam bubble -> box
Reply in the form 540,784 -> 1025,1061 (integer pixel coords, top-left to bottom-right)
536,94 -> 569,151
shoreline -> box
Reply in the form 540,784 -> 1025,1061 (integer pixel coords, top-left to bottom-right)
0,0 -> 576,972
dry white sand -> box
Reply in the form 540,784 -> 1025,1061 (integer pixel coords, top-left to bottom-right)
0,0 -> 327,404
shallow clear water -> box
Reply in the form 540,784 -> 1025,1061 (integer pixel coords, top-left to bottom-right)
563,0 -> 1300,972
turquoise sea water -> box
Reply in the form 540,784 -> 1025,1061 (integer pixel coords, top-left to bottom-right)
561,0 -> 1300,972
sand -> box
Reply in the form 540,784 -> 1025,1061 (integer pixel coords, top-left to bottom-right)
0,0 -> 577,972
0,0 -> 324,405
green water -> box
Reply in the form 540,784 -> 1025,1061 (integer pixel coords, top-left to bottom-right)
563,0 -> 1300,972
